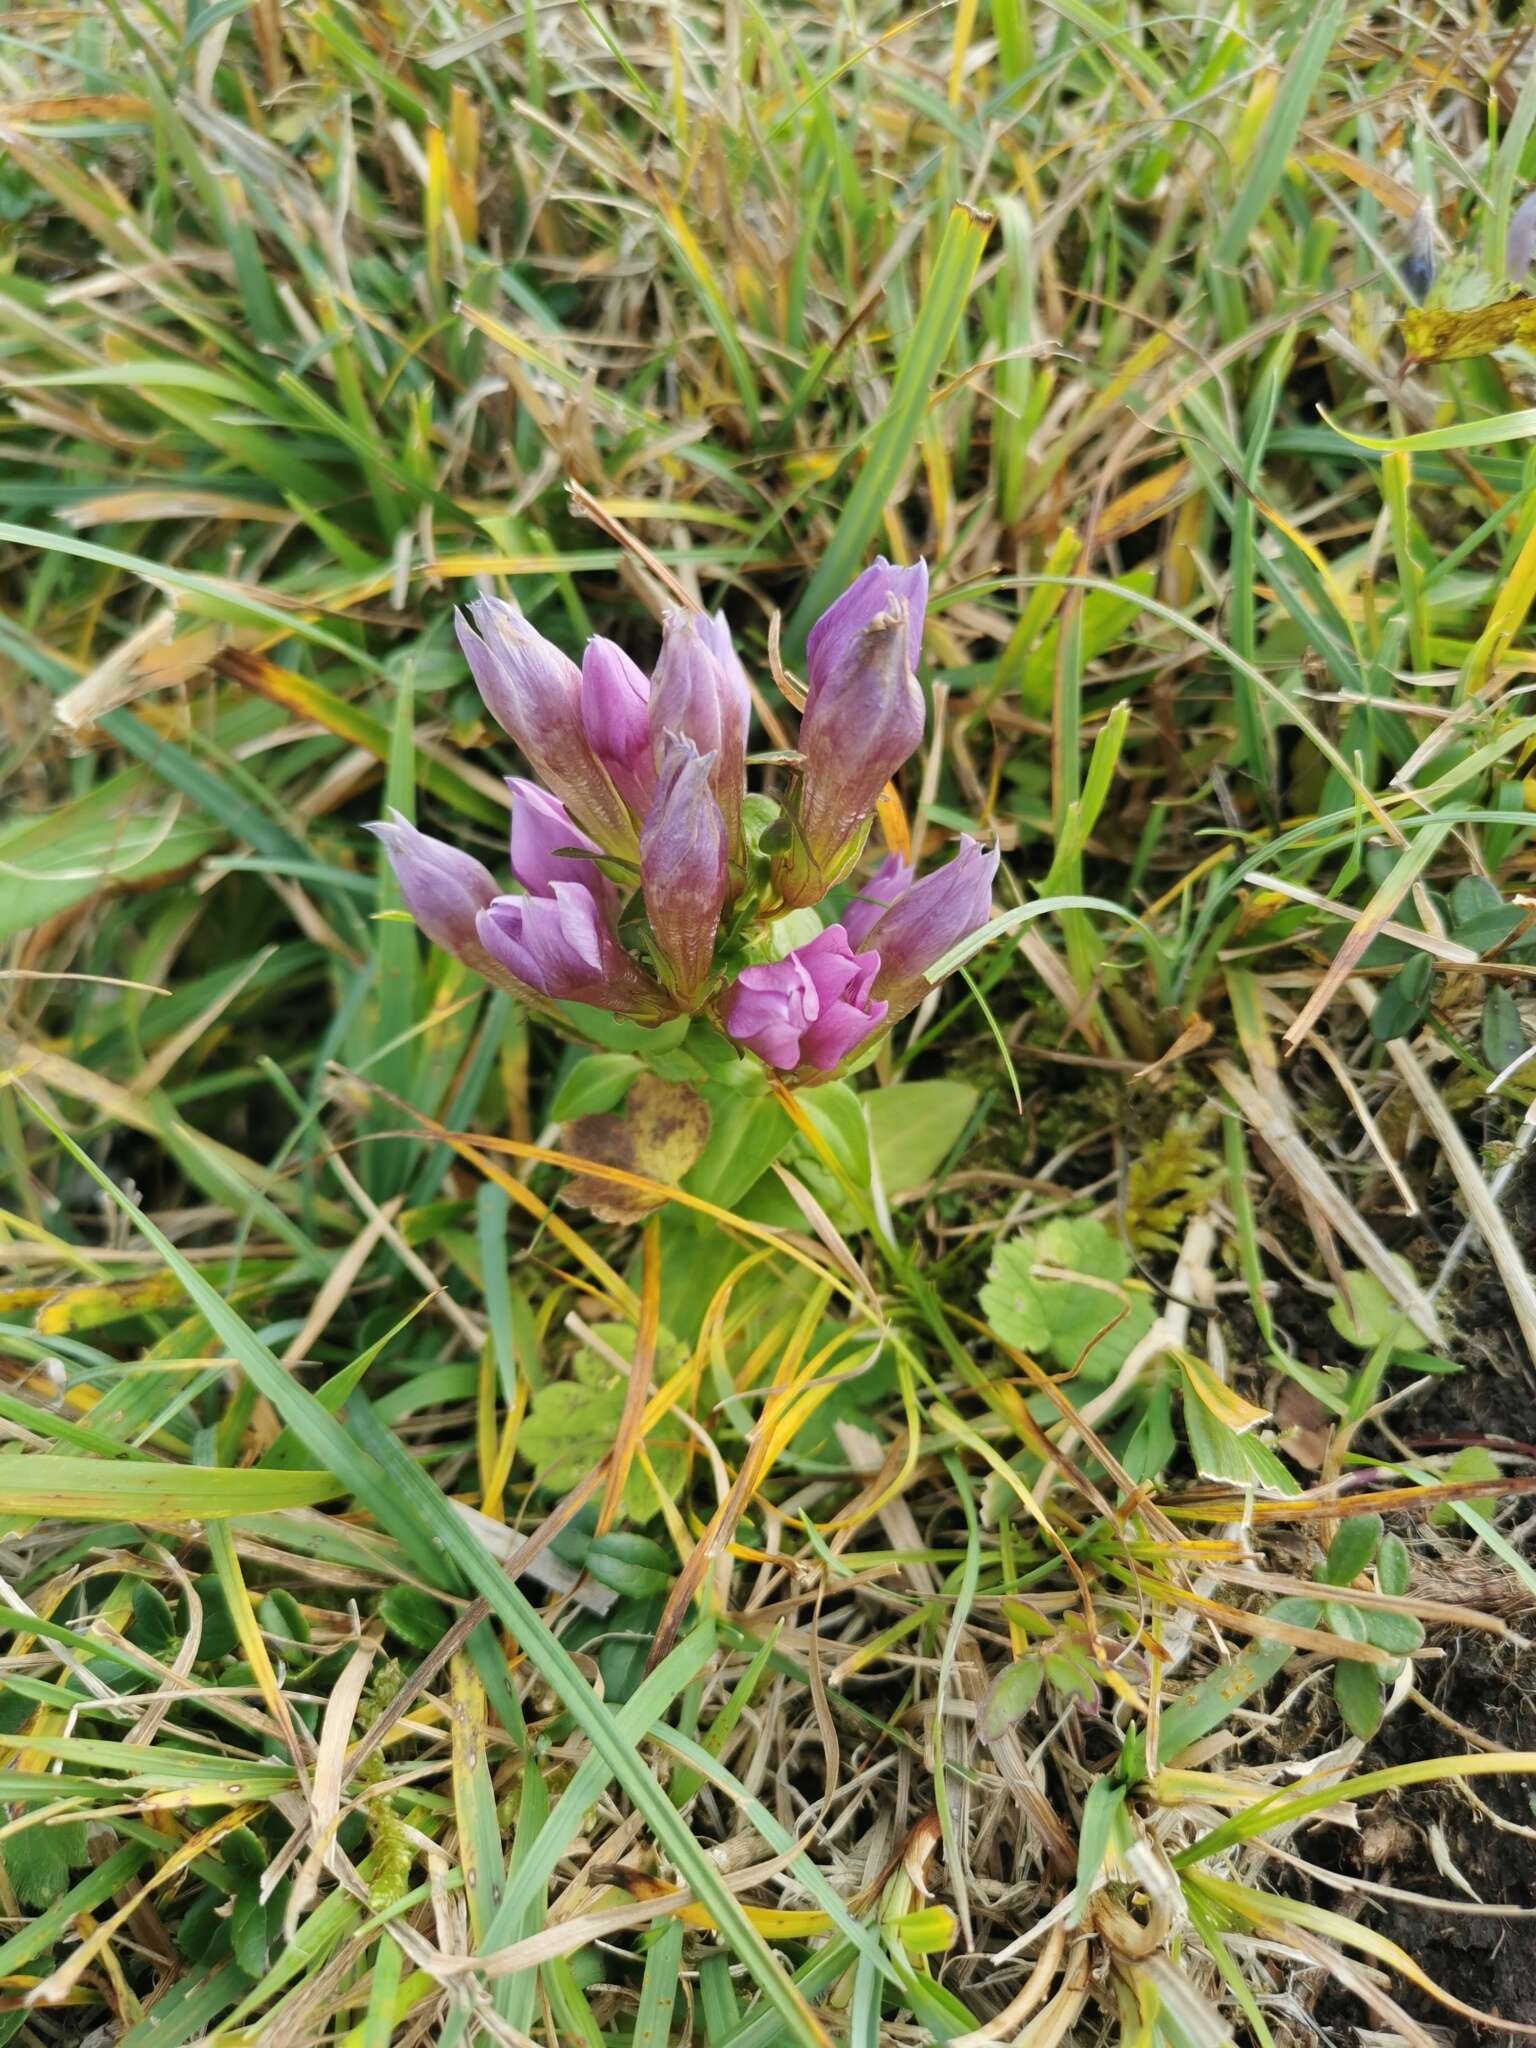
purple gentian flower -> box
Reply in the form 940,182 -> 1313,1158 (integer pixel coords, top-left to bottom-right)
581,637 -> 655,816
456,599 -> 635,854
724,924 -> 887,1073
366,810 -> 498,956
698,610 -> 752,702
804,557 -> 928,685
649,609 -> 749,857
841,852 -> 914,948
477,883 -> 663,1015
855,836 -> 999,1019
642,732 -> 728,1000
776,560 -> 928,905
507,778 -> 616,917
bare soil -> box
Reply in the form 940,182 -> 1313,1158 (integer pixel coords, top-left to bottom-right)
1299,1343 -> 1536,2048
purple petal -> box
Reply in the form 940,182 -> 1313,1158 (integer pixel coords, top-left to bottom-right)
507,778 -> 610,907
641,731 -> 728,999
779,598 -> 924,904
650,609 -> 749,851
365,811 -> 498,956
1511,189 -> 1536,281
582,638 -> 655,815
723,923 -> 885,1072
843,854 -> 913,948
457,599 -> 634,852
867,837 -> 1000,1016
800,994 -> 887,1072
476,896 -> 543,989
805,557 -> 928,704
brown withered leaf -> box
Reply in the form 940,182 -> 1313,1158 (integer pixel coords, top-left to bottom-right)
562,1075 -> 710,1224
1269,1376 -> 1333,1474
1401,296 -> 1536,363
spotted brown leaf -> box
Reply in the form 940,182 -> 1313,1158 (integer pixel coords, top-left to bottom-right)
562,1074 -> 711,1223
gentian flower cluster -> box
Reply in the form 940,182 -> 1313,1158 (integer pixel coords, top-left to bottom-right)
369,560 -> 998,1080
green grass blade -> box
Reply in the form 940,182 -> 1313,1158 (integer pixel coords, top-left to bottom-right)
785,203 -> 991,657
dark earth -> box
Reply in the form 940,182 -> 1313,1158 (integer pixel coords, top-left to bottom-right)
1292,1341 -> 1536,2048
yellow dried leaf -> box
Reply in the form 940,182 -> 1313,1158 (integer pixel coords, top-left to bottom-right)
1301,143 -> 1419,220
1175,1348 -> 1271,1433
1401,297 -> 1536,363
36,1271 -> 190,1334
1098,460 -> 1194,544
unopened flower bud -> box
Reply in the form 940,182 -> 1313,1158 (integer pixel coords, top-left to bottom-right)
457,599 -> 634,853
775,559 -> 928,906
641,732 -> 728,1001
477,883 -> 663,1016
649,609 -> 749,857
366,810 -> 497,957
857,836 -> 999,1020
581,637 -> 655,816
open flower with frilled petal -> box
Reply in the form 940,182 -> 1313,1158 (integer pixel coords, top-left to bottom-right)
724,926 -> 886,1074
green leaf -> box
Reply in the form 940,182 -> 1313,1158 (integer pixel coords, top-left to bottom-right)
1323,1599 -> 1367,1642
1122,1597 -> 1320,1780
1377,1532 -> 1411,1598
1368,952 -> 1434,1042
1482,984 -> 1527,1073
865,1081 -> 977,1197
784,202 -> 992,658
1449,875 -> 1523,954
548,1055 -> 643,1122
1429,1445 -> 1499,1527
796,1079 -> 870,1188
229,1888 -> 270,1979
1332,1657 -> 1385,1742
1212,0 -> 1347,268
257,1588 -> 308,1646
516,1325 -> 687,1523
1021,579 -> 1152,720
683,1077 -> 791,1210
1044,1650 -> 1099,1708
1322,403 -> 1536,454
2,1822 -> 87,1909
1071,1777 -> 1128,1923
584,1530 -> 673,1600
978,1656 -> 1044,1741
977,1240 -> 1052,1353
0,771 -> 223,941
980,1216 -> 1155,1378
632,1915 -> 685,2048
222,1828 -> 266,1883
1118,1383 -> 1176,1483
129,1582 -> 178,1654
1323,1514 -> 1383,1587
350,1393 -> 861,2046
1181,1391 -> 1298,1496
378,1587 -> 453,1652
1327,1268 -> 1417,1354
0,1842 -> 147,1982
0,1456 -> 343,1521
1362,1608 -> 1423,1656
